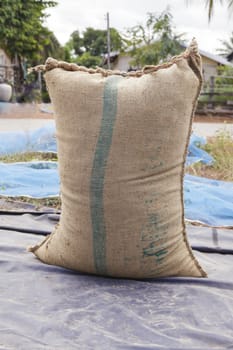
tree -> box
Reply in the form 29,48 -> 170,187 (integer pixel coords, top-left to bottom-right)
125,11 -> 185,67
38,30 -> 66,62
205,0 -> 233,19
68,30 -> 84,56
217,32 -> 233,57
0,1 -> 57,62
0,0 -> 58,95
187,0 -> 233,20
76,52 -> 102,67
66,27 -> 124,67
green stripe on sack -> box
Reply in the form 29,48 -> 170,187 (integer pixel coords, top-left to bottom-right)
90,75 -> 122,275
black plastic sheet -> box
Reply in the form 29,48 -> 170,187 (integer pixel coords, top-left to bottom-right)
0,213 -> 233,349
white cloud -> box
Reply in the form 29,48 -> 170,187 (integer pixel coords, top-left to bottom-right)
45,0 -> 232,54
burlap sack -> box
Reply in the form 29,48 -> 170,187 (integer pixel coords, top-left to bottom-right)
29,39 -> 206,278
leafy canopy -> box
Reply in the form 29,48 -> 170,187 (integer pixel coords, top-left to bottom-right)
204,0 -> 233,20
125,11 -> 185,67
0,0 -> 58,63
187,0 -> 233,20
217,31 -> 233,57
66,27 -> 124,67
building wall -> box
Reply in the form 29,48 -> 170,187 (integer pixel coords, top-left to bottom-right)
0,48 -> 11,65
113,55 -> 133,72
201,56 -> 219,82
0,48 -> 14,82
113,53 -> 220,82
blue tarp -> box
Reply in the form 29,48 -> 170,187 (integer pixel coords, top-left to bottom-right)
186,134 -> 214,166
0,161 -> 59,198
0,124 -> 213,165
0,161 -> 232,226
0,122 -> 56,155
184,174 -> 233,227
0,126 -> 232,227
1,218 -> 233,349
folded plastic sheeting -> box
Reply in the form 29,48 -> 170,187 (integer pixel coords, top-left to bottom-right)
0,161 -> 59,198
186,133 -> 214,166
0,213 -> 232,350
184,174 -> 233,227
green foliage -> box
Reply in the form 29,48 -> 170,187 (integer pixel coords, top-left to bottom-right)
0,0 -> 66,102
75,52 -> 102,68
217,32 -> 233,57
125,11 -> 185,67
204,0 -> 233,20
187,0 -> 233,21
216,65 -> 233,85
71,27 -> 123,56
65,27 -> 124,68
199,65 -> 233,108
69,30 -> 84,56
83,28 -> 107,56
0,0 -> 58,63
40,31 -> 66,62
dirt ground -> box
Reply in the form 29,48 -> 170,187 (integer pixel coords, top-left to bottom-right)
194,114 -> 233,124
0,104 -> 54,119
0,101 -> 232,120
2,113 -> 233,123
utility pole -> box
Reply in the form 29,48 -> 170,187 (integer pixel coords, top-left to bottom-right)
106,12 -> 111,70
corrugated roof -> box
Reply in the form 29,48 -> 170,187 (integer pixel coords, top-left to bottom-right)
181,43 -> 233,67
199,48 -> 233,66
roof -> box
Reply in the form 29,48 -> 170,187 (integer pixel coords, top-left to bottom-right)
199,48 -> 233,66
104,42 -> 233,67
181,43 -> 233,67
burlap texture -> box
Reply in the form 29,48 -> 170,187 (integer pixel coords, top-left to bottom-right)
30,39 -> 206,278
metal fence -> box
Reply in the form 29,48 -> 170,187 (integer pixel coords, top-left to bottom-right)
198,75 -> 233,111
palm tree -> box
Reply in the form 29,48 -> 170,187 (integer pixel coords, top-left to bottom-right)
217,32 -> 233,57
205,0 -> 233,20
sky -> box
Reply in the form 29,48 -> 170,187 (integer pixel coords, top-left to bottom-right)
45,0 -> 233,55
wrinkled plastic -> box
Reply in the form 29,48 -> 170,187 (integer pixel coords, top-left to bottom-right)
0,213 -> 233,350
0,122 -> 56,155
0,161 -> 59,198
184,174 -> 233,227
186,133 -> 214,166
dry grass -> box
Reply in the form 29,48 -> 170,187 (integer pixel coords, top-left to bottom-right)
0,152 -> 57,163
12,196 -> 61,210
0,151 -> 59,210
186,130 -> 233,182
0,195 -> 61,211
